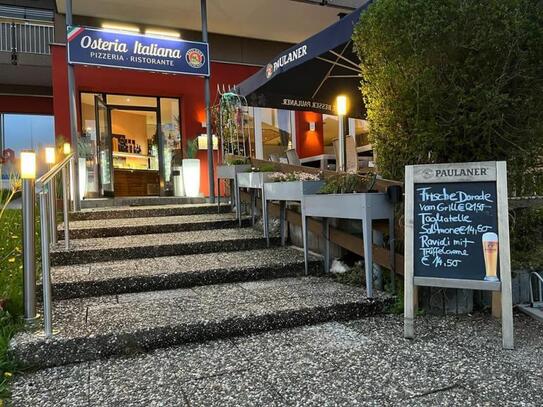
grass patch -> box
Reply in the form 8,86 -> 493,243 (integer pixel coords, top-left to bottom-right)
0,208 -> 24,401
0,311 -> 23,400
0,208 -> 41,401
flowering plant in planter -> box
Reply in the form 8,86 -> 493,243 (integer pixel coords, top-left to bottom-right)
269,171 -> 322,182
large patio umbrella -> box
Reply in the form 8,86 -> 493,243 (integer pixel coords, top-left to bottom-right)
235,2 -> 370,119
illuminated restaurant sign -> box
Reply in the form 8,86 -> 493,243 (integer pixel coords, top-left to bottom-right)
67,26 -> 210,76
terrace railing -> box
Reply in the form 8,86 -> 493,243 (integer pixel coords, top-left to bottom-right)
0,20 -> 54,54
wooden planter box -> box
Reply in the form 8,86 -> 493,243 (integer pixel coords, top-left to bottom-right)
301,192 -> 395,298
263,180 -> 325,246
217,164 -> 252,215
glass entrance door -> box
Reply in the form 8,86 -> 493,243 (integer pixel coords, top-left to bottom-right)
95,95 -> 114,196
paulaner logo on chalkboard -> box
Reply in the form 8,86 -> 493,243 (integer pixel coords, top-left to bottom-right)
434,167 -> 489,177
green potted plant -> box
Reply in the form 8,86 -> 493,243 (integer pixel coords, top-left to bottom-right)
182,138 -> 200,197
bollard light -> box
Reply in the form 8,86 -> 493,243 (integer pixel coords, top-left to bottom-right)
20,150 -> 36,179
63,142 -> 71,155
336,95 -> 348,173
21,150 -> 37,323
336,95 -> 348,116
45,146 -> 56,165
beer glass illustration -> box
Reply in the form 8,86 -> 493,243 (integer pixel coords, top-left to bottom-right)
482,232 -> 499,282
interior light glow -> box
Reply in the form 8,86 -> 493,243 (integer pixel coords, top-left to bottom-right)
45,147 -> 56,165
101,23 -> 140,33
145,29 -> 181,39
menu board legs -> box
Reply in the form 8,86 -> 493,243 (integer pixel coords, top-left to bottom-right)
496,161 -> 514,350
404,165 -> 415,339
404,161 -> 514,349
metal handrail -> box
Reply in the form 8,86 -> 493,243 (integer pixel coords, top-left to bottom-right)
36,152 -> 74,188
35,152 -> 75,337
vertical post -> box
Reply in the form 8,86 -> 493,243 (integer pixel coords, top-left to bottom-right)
404,165 -> 415,339
389,213 -> 396,293
48,179 -> 57,245
62,166 -> 70,250
44,149 -> 57,245
66,0 -> 80,212
39,191 -> 53,337
201,0 -> 214,203
362,216 -> 373,298
22,177 -> 36,323
338,116 -> 345,172
323,217 -> 330,273
496,161 -> 514,349
20,150 -> 36,325
69,157 -> 76,212
262,190 -> 269,246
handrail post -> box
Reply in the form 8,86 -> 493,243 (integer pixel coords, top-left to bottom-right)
22,176 -> 37,324
69,156 -> 75,212
39,189 -> 53,337
48,177 -> 57,245
62,166 -> 70,249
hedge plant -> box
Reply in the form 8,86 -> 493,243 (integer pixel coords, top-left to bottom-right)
353,0 -> 543,193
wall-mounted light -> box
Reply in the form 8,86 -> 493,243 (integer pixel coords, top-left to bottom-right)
20,150 -> 36,179
201,121 -> 207,128
63,143 -> 71,155
197,134 -> 218,150
102,23 -> 140,33
145,28 -> 181,39
336,95 -> 348,116
45,146 -> 56,165
309,121 -> 316,132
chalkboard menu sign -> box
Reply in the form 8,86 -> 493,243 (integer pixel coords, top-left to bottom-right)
414,182 -> 498,281
404,161 -> 514,349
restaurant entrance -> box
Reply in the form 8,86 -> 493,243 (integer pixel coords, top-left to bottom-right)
80,93 -> 182,198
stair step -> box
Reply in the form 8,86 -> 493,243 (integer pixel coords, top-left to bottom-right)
70,203 -> 231,222
80,196 -> 209,209
48,248 -> 322,300
61,213 -> 248,239
50,228 -> 277,266
11,277 -> 392,369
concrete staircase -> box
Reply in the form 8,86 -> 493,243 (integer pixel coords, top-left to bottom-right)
10,203 -> 392,369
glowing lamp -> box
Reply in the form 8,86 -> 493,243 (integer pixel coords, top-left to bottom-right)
197,134 -> 218,150
336,95 -> 348,116
45,147 -> 56,165
20,150 -> 36,179
63,143 -> 71,155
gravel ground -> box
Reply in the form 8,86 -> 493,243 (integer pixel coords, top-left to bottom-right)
10,312 -> 543,406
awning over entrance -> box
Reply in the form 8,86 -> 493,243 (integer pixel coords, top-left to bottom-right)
236,2 -> 370,118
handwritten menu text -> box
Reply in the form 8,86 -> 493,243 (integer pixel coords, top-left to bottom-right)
413,182 -> 498,280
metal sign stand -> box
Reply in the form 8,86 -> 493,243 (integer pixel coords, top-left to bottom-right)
404,161 -> 514,349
